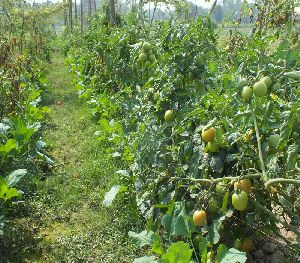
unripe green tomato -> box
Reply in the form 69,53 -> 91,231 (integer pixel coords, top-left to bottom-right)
268,134 -> 280,148
149,54 -> 155,63
216,182 -> 226,194
234,239 -> 242,249
232,191 -> 248,211
239,77 -> 248,87
208,198 -> 221,214
185,200 -> 194,211
142,42 -> 151,51
164,110 -> 175,122
207,141 -> 220,153
139,52 -> 148,63
253,81 -> 268,97
144,60 -> 151,68
261,76 -> 272,89
241,86 -> 253,101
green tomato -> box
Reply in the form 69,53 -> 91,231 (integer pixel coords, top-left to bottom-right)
232,191 -> 248,211
253,81 -> 268,97
234,239 -> 242,249
185,200 -> 194,211
216,182 -> 226,194
142,42 -> 151,51
208,198 -> 221,214
261,76 -> 272,89
268,134 -> 280,148
239,77 -> 248,87
164,110 -> 175,122
139,52 -> 148,63
144,60 -> 151,68
149,54 -> 155,63
207,141 -> 220,153
241,86 -> 253,101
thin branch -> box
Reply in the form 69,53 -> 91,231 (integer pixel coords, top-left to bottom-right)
250,106 -> 267,178
170,173 -> 262,184
265,178 -> 300,188
250,198 -> 300,237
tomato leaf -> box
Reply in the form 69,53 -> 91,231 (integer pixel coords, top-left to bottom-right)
103,185 -> 127,207
128,230 -> 155,248
161,241 -> 192,263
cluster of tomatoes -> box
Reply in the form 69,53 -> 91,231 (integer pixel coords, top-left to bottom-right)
138,42 -> 156,69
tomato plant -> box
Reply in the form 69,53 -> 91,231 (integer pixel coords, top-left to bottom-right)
68,1 -> 300,261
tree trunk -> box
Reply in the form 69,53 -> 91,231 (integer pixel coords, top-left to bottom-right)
88,0 -> 92,17
138,0 -> 144,26
74,0 -> 77,25
93,0 -> 96,12
109,0 -> 116,26
80,0 -> 83,32
69,0 -> 73,31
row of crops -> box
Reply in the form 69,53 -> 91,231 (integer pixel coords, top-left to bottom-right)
67,1 -> 299,262
0,1 -> 61,235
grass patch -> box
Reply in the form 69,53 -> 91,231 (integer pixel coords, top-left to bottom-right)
0,53 -> 144,262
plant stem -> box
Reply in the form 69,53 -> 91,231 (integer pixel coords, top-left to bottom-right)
265,178 -> 300,188
250,198 -> 300,237
170,173 -> 261,184
250,106 -> 267,178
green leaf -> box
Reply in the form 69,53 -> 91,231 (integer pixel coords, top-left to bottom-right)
218,247 -> 247,263
286,144 -> 299,171
133,256 -> 158,263
128,230 -> 155,248
168,202 -> 195,237
279,109 -> 296,149
210,155 -> 223,173
161,241 -> 192,263
152,234 -> 164,256
0,139 -> 17,154
7,169 -> 27,187
207,219 -> 221,244
103,185 -> 127,207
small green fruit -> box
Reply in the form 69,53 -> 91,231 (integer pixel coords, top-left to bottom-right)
149,54 -> 155,63
164,110 -> 175,122
207,141 -> 219,152
139,52 -> 147,63
142,42 -> 151,51
144,60 -> 151,68
239,77 -> 248,87
232,191 -> 248,211
241,86 -> 253,101
208,198 -> 221,214
234,239 -> 242,249
261,76 -> 272,89
268,134 -> 280,148
253,81 -> 268,97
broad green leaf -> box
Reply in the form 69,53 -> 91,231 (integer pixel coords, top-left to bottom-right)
7,169 -> 27,187
207,219 -> 221,244
218,248 -> 247,263
0,139 -> 17,154
103,185 -> 127,207
161,241 -> 192,263
128,230 -> 155,248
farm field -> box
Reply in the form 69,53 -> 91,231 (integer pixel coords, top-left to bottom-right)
0,0 -> 299,262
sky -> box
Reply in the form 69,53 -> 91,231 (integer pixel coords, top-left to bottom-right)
27,0 -> 212,8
